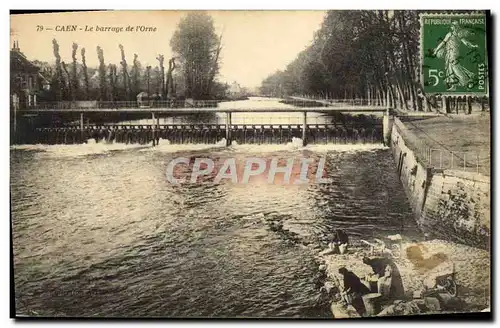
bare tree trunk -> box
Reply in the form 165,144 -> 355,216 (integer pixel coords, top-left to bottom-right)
156,54 -> 165,98
367,86 -> 371,105
119,44 -> 130,100
108,64 -> 118,102
166,57 -> 176,99
71,43 -> 79,101
396,82 -> 406,110
81,48 -> 90,100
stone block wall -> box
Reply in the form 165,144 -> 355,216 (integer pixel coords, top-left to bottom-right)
391,118 -> 490,249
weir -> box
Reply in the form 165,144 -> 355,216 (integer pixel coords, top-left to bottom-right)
12,101 -> 391,146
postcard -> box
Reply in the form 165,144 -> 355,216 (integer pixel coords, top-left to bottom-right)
10,9 -> 491,319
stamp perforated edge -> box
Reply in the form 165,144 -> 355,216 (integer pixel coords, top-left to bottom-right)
419,11 -> 490,97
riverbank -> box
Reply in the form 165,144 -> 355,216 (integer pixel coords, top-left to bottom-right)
315,112 -> 491,318
317,237 -> 490,318
12,138 -> 407,317
398,113 -> 490,175
391,115 -> 490,249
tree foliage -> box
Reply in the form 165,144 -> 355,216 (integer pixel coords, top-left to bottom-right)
51,39 -> 65,100
71,42 -> 79,101
41,12 -> 230,103
96,46 -> 107,101
260,10 -> 425,110
170,12 -> 223,99
118,44 -> 131,100
81,47 -> 90,100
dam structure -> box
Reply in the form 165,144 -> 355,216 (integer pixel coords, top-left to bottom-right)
11,98 -> 391,146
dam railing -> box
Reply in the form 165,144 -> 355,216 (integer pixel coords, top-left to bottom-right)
28,100 -> 221,110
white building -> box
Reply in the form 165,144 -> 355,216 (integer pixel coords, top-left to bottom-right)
229,81 -> 241,96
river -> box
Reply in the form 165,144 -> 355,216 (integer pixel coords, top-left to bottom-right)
10,98 -> 419,318
121,97 -> 330,126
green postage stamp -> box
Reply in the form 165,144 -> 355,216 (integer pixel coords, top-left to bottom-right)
420,13 -> 489,95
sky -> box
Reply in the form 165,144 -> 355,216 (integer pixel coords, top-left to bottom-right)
10,10 -> 326,89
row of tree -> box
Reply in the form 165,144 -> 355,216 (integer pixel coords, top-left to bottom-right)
260,10 -> 487,112
45,40 -> 178,102
40,12 -> 226,102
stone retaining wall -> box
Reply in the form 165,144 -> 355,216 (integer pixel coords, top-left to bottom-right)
391,117 -> 490,249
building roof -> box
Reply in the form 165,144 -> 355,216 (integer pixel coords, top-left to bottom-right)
10,49 -> 40,73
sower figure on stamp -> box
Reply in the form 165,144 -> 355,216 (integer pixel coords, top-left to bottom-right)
432,21 -> 478,91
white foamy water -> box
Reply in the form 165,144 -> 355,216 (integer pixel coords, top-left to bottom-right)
11,138 -> 389,159
139,138 -> 228,153
10,139 -> 150,158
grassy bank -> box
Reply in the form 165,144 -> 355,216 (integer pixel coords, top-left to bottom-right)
398,113 -> 490,176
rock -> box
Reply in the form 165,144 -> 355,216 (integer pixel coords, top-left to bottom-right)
412,299 -> 427,310
395,300 -> 422,315
346,305 -> 361,318
319,264 -> 327,272
377,304 -> 396,316
413,290 -> 423,299
320,248 -> 335,256
387,234 -> 402,241
362,293 -> 383,316
339,243 -> 348,254
435,292 -> 454,308
379,300 -> 423,316
331,302 -> 361,319
424,297 -> 441,312
324,281 -> 336,294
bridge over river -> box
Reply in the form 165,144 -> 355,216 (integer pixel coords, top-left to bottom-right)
12,97 -> 391,146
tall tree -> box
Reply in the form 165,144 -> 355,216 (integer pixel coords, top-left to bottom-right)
151,66 -> 161,96
108,64 -> 118,101
166,57 -> 176,99
81,47 -> 90,100
206,33 -> 223,96
131,54 -> 141,97
61,61 -> 72,101
170,12 -> 222,99
52,39 -> 64,100
119,44 -> 130,100
259,10 -> 426,111
96,46 -> 107,101
146,65 -> 151,97
156,54 -> 165,98
71,42 -> 79,100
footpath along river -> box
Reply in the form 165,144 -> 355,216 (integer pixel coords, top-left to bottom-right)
10,98 -> 420,317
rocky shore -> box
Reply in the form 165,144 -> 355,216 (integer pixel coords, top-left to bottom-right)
315,237 -> 490,318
